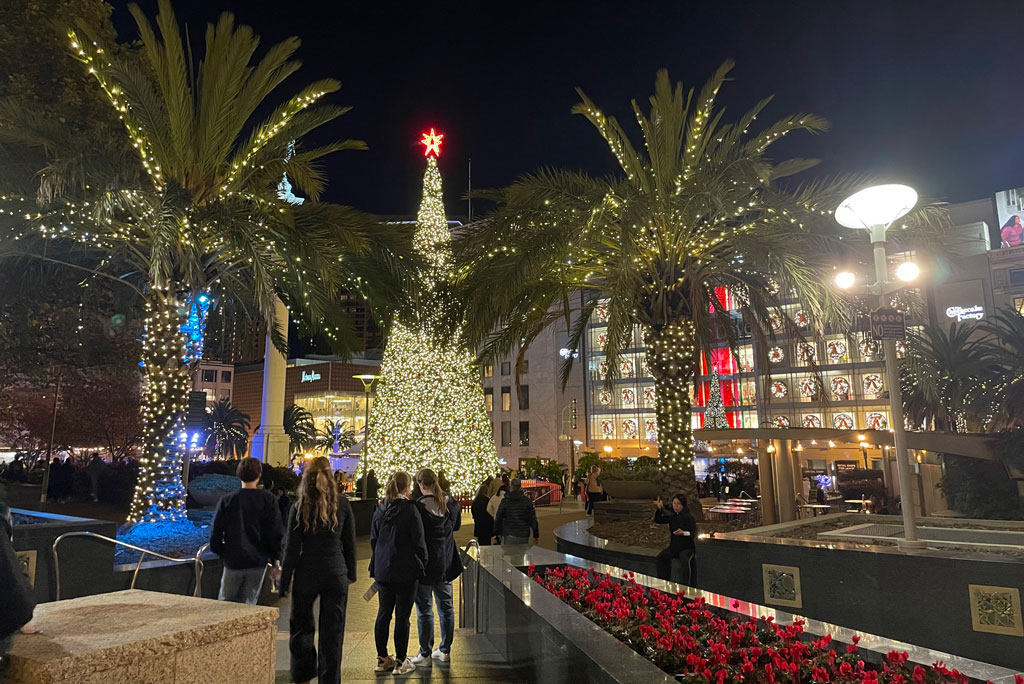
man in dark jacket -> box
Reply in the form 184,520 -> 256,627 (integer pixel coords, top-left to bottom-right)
494,479 -> 539,545
652,494 -> 698,583
210,458 -> 284,604
1,503 -> 36,660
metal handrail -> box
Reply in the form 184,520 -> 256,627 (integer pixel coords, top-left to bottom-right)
52,531 -> 209,601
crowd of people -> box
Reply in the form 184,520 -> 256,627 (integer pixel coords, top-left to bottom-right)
203,458 -> 540,682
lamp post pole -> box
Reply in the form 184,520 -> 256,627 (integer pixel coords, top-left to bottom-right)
868,229 -> 923,548
354,374 -> 379,499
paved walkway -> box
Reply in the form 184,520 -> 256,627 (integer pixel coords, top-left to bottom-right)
273,501 -> 587,682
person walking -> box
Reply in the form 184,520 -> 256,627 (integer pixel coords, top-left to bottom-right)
485,481 -> 507,543
85,453 -> 105,502
651,494 -> 698,583
471,482 -> 493,546
494,479 -> 539,545
370,471 -> 427,676
209,457 -> 284,604
411,469 -> 462,666
585,465 -> 604,515
279,457 -> 357,684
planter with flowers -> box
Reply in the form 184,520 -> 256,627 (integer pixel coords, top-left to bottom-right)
527,563 -> 1022,684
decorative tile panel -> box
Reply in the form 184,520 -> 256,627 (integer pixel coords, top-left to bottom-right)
16,549 -> 37,588
762,563 -> 802,609
968,584 -> 1023,637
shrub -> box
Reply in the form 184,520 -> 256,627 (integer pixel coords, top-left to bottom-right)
940,454 -> 1024,520
262,464 -> 299,494
98,462 -> 139,505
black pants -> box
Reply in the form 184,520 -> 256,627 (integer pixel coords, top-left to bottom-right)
586,491 -> 605,514
375,580 -> 418,662
289,567 -> 349,684
655,547 -> 696,585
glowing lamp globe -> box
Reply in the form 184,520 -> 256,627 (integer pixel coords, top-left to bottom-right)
834,184 -> 917,230
895,262 -> 920,282
834,271 -> 856,289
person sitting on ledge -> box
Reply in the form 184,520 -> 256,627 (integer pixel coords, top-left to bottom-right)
651,494 -> 697,584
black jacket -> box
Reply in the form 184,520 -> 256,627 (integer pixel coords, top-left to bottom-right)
210,488 -> 285,570
494,490 -> 538,539
416,494 -> 463,585
1,510 -> 35,646
654,505 -> 697,553
471,493 -> 493,541
369,498 -> 428,583
280,495 -> 358,593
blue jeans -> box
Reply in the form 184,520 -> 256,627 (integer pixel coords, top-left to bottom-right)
218,566 -> 266,604
414,581 -> 454,656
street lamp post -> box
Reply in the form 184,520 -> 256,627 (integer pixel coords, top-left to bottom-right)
354,373 -> 379,499
835,184 -> 925,550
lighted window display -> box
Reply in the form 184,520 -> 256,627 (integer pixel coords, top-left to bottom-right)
802,414 -> 822,428
832,412 -> 855,430
734,345 -> 756,372
862,373 -> 883,398
825,339 -> 848,363
501,387 -> 511,411
865,411 -> 888,430
294,391 -> 373,436
740,379 -> 757,405
798,377 -> 818,399
859,339 -> 877,358
796,342 -> 816,364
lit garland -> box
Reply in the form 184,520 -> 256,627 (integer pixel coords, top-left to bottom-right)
363,147 -> 498,495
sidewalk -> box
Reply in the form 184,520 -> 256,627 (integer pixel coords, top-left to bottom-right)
273,501 -> 586,682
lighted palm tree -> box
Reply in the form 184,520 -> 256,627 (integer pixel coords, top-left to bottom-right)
980,308 -> 1024,429
0,0 -> 407,522
901,322 -> 996,433
204,399 -> 250,459
457,63 -> 881,507
316,419 -> 356,454
283,404 -> 318,454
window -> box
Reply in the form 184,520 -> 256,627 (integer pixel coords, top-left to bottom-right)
483,364 -> 493,378
1010,268 -> 1024,286
202,369 -> 216,383
501,421 -> 512,446
521,360 -> 529,374
219,389 -> 231,401
1015,296 -> 1024,315
518,385 -> 530,410
501,387 -> 511,411
221,370 -> 232,383
519,421 -> 530,446
500,361 -> 511,376
484,387 -> 493,412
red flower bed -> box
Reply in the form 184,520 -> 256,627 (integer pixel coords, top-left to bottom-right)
527,564 -> 1023,684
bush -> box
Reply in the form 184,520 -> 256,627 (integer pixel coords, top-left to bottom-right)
940,454 -> 1024,520
188,473 -> 241,507
836,478 -> 886,502
98,462 -> 139,505
262,464 -> 299,494
836,468 -> 883,482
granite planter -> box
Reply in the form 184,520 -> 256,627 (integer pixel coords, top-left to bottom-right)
600,479 -> 659,500
463,544 -> 1019,684
11,509 -> 117,603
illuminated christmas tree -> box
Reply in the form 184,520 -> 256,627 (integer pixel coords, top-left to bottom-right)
704,364 -> 729,429
363,130 -> 498,495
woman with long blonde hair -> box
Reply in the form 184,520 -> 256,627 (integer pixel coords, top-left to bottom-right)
279,457 -> 357,684
369,471 -> 427,676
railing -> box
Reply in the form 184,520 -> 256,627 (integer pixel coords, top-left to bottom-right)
52,531 -> 209,601
458,539 -> 481,630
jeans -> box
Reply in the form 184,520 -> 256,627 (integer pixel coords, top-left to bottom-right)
415,581 -> 454,656
289,567 -> 349,684
375,580 -> 418,662
218,566 -> 266,604
503,535 -> 531,545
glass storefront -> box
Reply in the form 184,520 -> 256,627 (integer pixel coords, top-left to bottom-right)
293,391 -> 374,437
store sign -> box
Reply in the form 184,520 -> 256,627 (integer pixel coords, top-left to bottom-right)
833,460 -> 859,474
945,305 -> 984,322
301,370 -> 322,383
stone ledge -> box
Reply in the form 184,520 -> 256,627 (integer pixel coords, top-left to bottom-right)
2,589 -> 277,684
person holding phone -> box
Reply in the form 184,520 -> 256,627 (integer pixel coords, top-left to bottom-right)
651,494 -> 697,583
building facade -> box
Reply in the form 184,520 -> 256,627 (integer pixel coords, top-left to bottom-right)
192,360 -> 235,408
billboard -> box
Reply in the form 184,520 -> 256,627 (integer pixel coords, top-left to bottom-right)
994,189 -> 1024,249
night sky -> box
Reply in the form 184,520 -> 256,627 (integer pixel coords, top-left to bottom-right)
108,0 -> 1024,216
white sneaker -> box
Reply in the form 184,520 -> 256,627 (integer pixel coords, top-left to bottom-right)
410,653 -> 432,666
432,649 -> 450,662
393,658 -> 416,675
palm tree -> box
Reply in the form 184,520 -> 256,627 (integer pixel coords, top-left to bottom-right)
283,404 -> 318,454
316,419 -> 356,455
0,0 -> 408,522
204,399 -> 250,459
457,63 -> 918,509
901,322 -> 995,433
980,307 -> 1024,429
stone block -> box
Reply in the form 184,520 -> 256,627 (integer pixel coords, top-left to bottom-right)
1,589 -> 276,684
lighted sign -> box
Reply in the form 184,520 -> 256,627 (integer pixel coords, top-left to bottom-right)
301,370 -> 322,383
815,474 -> 834,488
420,128 -> 444,157
945,305 -> 984,322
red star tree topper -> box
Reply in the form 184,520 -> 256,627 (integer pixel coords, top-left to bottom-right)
420,128 -> 444,157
